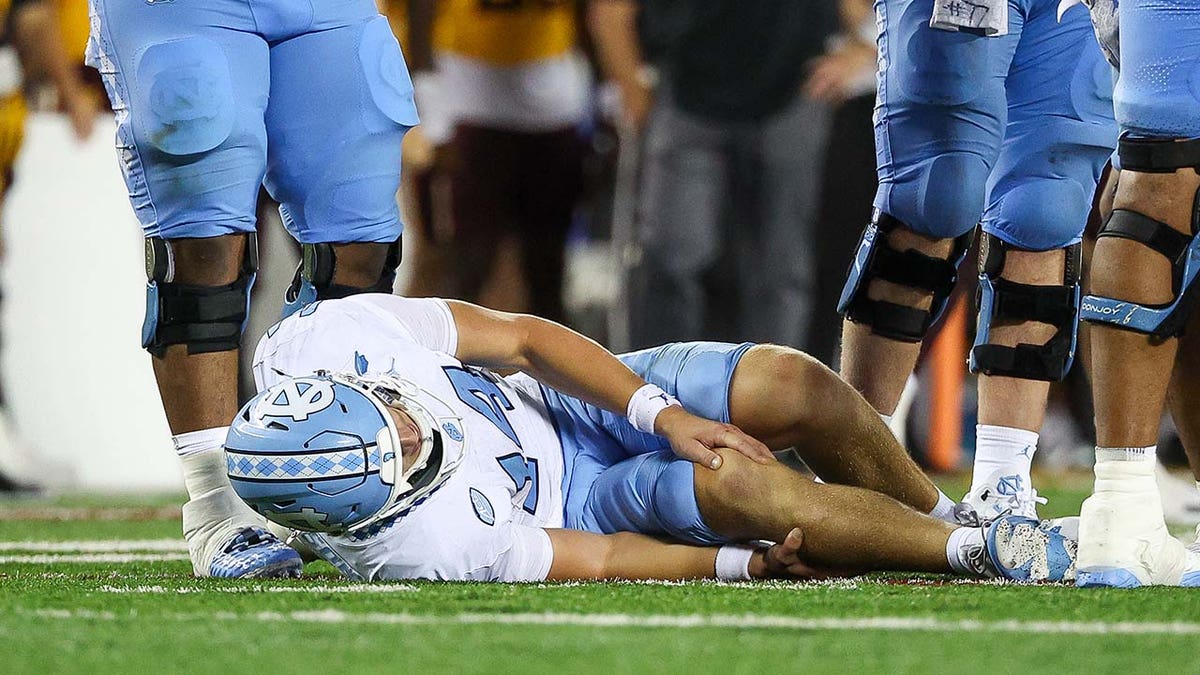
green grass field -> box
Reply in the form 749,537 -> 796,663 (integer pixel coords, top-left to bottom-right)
2,474 -> 1198,675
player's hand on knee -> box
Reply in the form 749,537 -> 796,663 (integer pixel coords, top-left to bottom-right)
754,528 -> 832,580
655,407 -> 774,469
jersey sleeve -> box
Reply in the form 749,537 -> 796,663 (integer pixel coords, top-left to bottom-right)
486,525 -> 554,582
343,295 -> 458,355
252,295 -> 458,391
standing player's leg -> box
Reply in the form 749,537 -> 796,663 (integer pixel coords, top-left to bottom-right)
629,95 -> 730,347
1168,313 -> 1200,485
514,128 -> 583,322
1076,0 -> 1200,587
837,0 -> 1018,418
962,0 -> 1116,517
86,0 -> 300,577
263,8 -> 415,316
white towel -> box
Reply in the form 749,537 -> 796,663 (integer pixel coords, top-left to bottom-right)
930,0 -> 1009,37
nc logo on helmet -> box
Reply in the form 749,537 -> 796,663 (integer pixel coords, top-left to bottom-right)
256,378 -> 337,422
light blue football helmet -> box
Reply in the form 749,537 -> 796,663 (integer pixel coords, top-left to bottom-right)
226,371 -> 466,535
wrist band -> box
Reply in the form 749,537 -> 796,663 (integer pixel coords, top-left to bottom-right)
715,545 -> 756,581
626,384 -> 680,434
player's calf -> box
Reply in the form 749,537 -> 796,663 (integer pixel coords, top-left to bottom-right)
729,346 -> 951,519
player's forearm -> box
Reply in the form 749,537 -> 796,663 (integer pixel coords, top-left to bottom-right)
587,0 -> 645,93
514,315 -> 647,416
547,530 -> 724,581
447,301 -> 647,420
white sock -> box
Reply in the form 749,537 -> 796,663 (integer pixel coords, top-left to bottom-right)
946,526 -> 985,575
971,424 -> 1039,490
929,489 -> 958,523
879,413 -> 893,427
1095,445 -> 1156,464
175,428 -> 233,500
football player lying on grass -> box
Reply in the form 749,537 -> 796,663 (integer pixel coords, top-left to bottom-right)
223,295 -> 1077,583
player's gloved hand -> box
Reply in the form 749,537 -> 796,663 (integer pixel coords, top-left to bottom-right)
752,528 -> 850,580
653,406 -> 774,470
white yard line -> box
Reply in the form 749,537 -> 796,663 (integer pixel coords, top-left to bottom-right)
97,584 -> 416,594
16,608 -> 1200,636
0,540 -> 187,552
0,553 -> 190,564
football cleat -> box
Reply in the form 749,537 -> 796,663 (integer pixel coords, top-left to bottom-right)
985,515 -> 1077,583
208,526 -> 303,579
961,469 -> 1046,520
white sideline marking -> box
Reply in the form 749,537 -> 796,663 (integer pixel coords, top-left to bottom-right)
18,608 -> 1200,636
97,584 -> 416,595
0,540 -> 187,552
0,553 -> 190,564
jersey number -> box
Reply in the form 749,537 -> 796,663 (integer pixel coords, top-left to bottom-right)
443,366 -> 521,447
496,453 -> 539,515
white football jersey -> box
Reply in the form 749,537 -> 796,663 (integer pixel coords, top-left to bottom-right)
252,295 -> 567,582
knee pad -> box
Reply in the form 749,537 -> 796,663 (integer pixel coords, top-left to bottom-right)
969,233 -> 1082,381
282,238 -> 403,317
984,176 -> 1091,252
1080,136 -> 1200,338
136,37 -> 236,157
884,152 -> 992,239
838,210 -> 974,343
142,235 -> 257,358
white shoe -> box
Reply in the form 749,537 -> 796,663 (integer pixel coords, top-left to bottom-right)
961,468 -> 1046,520
182,487 -> 297,578
1076,461 -> 1191,587
1156,462 -> 1200,527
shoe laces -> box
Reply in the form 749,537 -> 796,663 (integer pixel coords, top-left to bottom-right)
223,527 -> 273,554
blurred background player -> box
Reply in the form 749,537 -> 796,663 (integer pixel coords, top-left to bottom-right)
86,0 -> 416,577
0,0 -> 96,491
589,0 -> 837,349
1073,0 -> 1200,587
836,0 -> 1117,518
402,0 -> 587,322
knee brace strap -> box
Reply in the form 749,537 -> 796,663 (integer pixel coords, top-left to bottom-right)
1118,136 -> 1200,174
969,234 -> 1082,381
838,211 -> 974,343
1080,206 -> 1200,338
142,235 -> 258,358
282,238 -> 403,318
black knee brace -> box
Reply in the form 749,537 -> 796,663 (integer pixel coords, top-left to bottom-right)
837,211 -> 974,342
142,235 -> 258,358
282,238 -> 403,317
1081,136 -> 1200,338
968,233 -> 1082,381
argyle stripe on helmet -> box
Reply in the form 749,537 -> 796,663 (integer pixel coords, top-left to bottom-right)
226,445 -> 383,481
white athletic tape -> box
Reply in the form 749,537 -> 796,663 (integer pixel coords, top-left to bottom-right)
18,608 -> 1200,636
